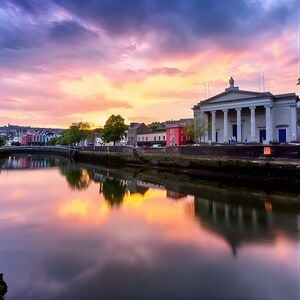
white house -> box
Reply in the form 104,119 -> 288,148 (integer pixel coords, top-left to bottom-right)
137,131 -> 166,146
193,78 -> 299,144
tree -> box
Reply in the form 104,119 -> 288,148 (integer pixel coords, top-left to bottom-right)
0,137 -> 5,147
183,123 -> 194,140
48,137 -> 58,146
194,116 -> 210,143
148,122 -> 165,132
184,116 -> 209,143
102,115 -> 128,145
58,122 -> 92,145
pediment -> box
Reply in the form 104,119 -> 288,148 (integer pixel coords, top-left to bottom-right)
204,90 -> 263,104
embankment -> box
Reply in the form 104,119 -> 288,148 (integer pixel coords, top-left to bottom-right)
2,146 -> 300,184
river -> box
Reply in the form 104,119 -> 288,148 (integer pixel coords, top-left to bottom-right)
0,155 -> 299,300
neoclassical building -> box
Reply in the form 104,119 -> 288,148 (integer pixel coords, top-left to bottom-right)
193,79 -> 299,143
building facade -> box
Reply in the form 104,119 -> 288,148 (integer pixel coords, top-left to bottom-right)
193,79 -> 299,144
127,123 -> 152,146
166,119 -> 193,146
137,131 -> 166,147
166,126 -> 186,146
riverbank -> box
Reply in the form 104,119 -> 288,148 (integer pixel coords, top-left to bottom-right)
2,146 -> 300,182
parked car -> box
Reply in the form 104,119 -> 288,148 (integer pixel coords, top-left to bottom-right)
151,144 -> 163,148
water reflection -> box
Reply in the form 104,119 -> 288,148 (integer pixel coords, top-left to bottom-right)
101,179 -> 126,207
0,156 -> 299,300
1,156 -> 58,170
193,197 -> 299,257
59,165 -> 91,190
0,274 -> 7,300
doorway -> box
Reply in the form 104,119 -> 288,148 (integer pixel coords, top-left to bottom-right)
259,129 -> 266,143
278,129 -> 286,143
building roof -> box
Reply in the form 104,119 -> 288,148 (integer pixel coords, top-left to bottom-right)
193,85 -> 299,110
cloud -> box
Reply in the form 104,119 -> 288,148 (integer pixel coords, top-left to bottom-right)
48,20 -> 97,44
0,6 -> 42,50
52,0 -> 297,53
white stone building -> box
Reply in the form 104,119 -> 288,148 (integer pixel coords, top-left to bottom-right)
193,79 -> 299,144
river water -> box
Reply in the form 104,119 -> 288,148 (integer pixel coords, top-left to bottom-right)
0,155 -> 299,300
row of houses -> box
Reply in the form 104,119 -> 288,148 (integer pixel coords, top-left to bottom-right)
127,119 -> 193,147
8,131 -> 61,145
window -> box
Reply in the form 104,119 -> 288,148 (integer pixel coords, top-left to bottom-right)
154,136 -> 156,141
142,137 -> 144,141
146,137 -> 148,141
170,129 -> 174,134
158,136 -> 161,141
181,135 -> 184,141
163,136 -> 165,140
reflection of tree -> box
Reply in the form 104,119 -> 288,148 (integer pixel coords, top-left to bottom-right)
0,273 -> 7,300
102,179 -> 126,207
0,158 -> 6,169
59,165 -> 91,190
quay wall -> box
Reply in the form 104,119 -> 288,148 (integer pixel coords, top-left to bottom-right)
1,146 -> 300,180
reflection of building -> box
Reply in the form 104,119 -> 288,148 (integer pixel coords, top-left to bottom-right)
193,197 -> 299,256
166,190 -> 187,200
1,156 -> 52,169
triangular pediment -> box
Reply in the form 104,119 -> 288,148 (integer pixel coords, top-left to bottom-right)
203,89 -> 265,105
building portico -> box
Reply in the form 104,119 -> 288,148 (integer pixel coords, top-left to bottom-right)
193,79 -> 299,144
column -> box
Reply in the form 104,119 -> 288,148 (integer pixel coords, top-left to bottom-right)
290,106 -> 297,141
204,112 -> 209,142
236,108 -> 242,142
223,109 -> 228,143
270,108 -> 274,142
211,110 -> 216,143
265,105 -> 271,143
249,107 -> 256,142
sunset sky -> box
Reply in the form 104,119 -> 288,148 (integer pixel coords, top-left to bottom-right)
0,0 -> 298,128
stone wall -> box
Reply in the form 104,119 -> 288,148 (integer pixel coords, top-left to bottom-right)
164,145 -> 300,159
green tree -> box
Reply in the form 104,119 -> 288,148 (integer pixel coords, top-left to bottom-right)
48,137 -> 58,145
102,115 -> 127,145
184,116 -> 209,143
58,122 -> 92,145
183,123 -> 194,140
148,122 -> 165,132
194,116 -> 210,143
0,137 -> 5,147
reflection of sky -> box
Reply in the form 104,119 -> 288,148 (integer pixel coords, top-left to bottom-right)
0,167 -> 299,300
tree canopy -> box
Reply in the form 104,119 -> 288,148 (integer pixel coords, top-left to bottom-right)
184,117 -> 209,143
148,122 -> 165,132
102,115 -> 127,145
58,122 -> 92,145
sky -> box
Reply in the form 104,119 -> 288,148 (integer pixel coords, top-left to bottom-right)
0,0 -> 299,128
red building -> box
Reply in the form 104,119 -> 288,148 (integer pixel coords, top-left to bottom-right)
20,134 -> 33,145
166,125 -> 187,146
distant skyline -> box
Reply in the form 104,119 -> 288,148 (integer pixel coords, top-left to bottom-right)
0,0 -> 298,128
